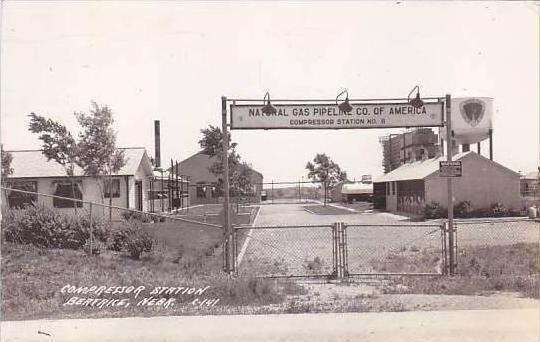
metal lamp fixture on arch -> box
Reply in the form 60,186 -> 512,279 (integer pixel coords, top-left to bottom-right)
336,90 -> 353,113
261,92 -> 277,115
407,85 -> 424,109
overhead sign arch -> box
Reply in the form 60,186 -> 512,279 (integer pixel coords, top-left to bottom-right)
220,93 -> 456,276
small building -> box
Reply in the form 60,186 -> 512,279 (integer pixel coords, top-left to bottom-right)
373,151 -> 520,216
5,148 -> 154,218
341,182 -> 373,203
330,181 -> 373,203
176,151 -> 263,205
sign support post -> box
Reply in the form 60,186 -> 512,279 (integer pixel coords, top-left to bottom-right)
445,94 -> 455,275
222,96 -> 232,274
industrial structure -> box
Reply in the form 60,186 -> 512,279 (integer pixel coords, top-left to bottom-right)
379,128 -> 440,173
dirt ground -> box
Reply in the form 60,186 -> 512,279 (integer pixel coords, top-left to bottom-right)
288,281 -> 539,313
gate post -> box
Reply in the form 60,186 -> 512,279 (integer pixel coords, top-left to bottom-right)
441,221 -> 448,275
232,227 -> 238,276
331,222 -> 349,280
332,222 -> 339,279
451,221 -> 458,274
221,96 -> 233,274
341,222 -> 349,278
442,220 -> 457,275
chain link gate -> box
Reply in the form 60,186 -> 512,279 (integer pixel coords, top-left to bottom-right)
233,222 -> 450,278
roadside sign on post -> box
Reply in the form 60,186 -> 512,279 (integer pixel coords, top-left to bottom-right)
439,161 -> 462,177
230,101 -> 444,130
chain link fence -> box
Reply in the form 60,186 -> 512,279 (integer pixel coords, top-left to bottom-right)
234,225 -> 334,278
345,223 -> 445,276
454,218 -> 539,274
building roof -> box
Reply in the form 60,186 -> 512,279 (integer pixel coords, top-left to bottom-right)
341,182 -> 373,194
374,151 -> 518,183
7,148 -> 151,179
176,151 -> 263,178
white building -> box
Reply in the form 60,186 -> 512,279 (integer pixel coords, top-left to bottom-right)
5,148 -> 154,218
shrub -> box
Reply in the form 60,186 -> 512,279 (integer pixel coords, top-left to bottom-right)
304,256 -> 324,273
120,210 -> 152,223
2,204 -> 108,249
454,201 -> 473,218
110,221 -> 153,259
83,239 -> 106,255
490,202 -> 508,217
424,202 -> 446,219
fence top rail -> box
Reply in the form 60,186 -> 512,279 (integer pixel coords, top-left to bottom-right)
454,218 -> 538,225
235,224 -> 334,230
346,223 -> 443,228
1,186 -> 222,229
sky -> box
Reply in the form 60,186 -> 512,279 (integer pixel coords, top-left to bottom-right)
1,1 -> 539,184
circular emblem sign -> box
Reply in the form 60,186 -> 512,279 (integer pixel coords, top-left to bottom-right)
459,98 -> 485,128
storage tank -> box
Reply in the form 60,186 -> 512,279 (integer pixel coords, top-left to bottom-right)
440,97 -> 493,145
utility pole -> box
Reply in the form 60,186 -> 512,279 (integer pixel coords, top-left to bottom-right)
445,94 -> 455,275
488,128 -> 493,160
221,96 -> 232,274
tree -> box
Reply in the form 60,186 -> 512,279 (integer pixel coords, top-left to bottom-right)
29,112 -> 81,211
305,153 -> 347,206
28,102 -> 126,217
1,145 -> 13,186
76,102 -> 126,220
198,125 -> 253,198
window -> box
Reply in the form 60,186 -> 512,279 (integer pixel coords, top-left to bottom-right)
104,179 -> 121,198
393,182 -> 396,195
53,182 -> 83,208
7,181 -> 37,208
196,183 -> 207,198
211,186 -> 218,198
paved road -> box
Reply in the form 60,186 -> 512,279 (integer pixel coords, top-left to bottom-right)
2,308 -> 538,342
253,202 -> 407,225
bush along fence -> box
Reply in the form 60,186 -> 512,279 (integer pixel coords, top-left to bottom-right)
424,200 -> 527,220
1,187 -> 221,258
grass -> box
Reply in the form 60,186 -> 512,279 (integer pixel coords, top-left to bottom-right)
331,202 -> 373,212
141,220 -> 223,260
303,205 -> 355,215
369,247 -> 442,274
0,241 -> 305,321
380,243 -> 540,298
173,206 -> 254,226
1,205 -> 301,321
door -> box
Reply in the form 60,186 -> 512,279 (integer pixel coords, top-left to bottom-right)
135,181 -> 143,211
